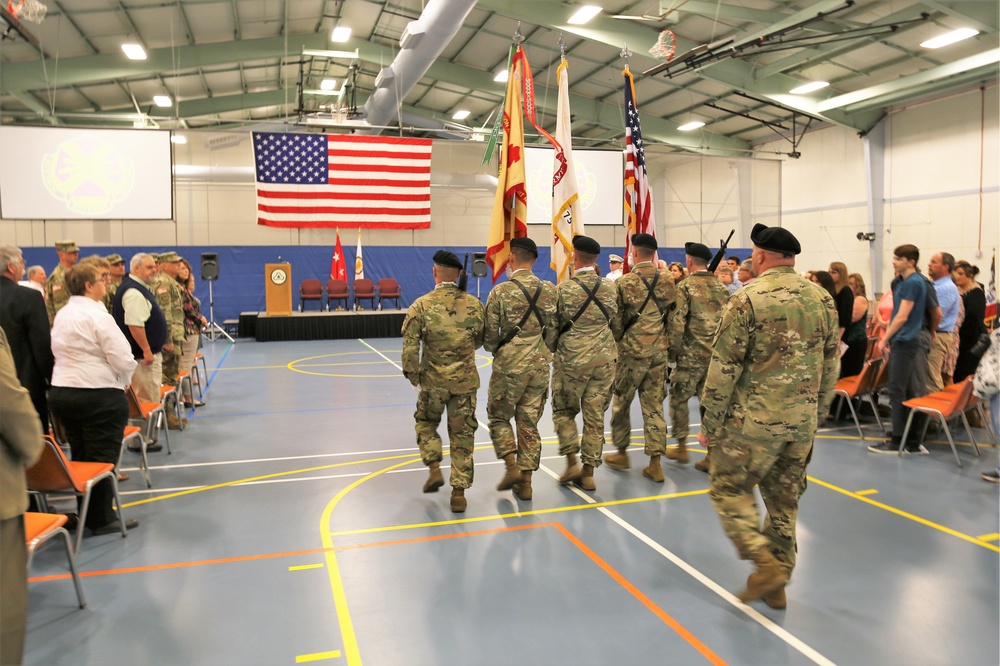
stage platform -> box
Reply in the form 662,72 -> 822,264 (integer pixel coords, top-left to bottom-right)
237,309 -> 406,342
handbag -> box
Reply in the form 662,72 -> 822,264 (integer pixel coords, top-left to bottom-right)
970,331 -> 991,358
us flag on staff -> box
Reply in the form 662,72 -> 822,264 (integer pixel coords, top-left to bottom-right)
253,133 -> 432,229
622,66 -> 656,272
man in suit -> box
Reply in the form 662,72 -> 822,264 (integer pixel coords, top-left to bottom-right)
0,326 -> 45,665
0,246 -> 54,430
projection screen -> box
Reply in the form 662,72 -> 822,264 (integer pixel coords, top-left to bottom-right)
524,147 -> 623,226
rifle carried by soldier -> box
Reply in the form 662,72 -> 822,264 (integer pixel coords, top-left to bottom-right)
708,229 -> 736,273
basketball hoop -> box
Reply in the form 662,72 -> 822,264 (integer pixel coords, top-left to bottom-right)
17,0 -> 47,24
648,29 -> 676,61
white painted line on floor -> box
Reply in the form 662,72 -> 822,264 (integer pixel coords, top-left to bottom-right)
120,446 -> 422,471
536,462 -> 837,666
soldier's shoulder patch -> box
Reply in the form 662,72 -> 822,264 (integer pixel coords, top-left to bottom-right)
52,284 -> 61,291
157,287 -> 168,294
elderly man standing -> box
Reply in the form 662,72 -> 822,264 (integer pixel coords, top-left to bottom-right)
604,233 -> 676,482
552,235 -> 619,492
665,242 -> 730,471
45,239 -> 80,325
153,252 -> 187,429
113,253 -> 168,430
699,224 -> 839,608
402,250 -> 485,513
926,252 -> 959,392
484,237 -> 557,501
19,265 -> 46,298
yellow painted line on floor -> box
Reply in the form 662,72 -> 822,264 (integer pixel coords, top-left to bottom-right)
977,533 -> 1000,542
296,650 -> 342,663
854,489 -> 878,496
328,488 -> 711,538
289,563 -> 325,571
809,476 -> 1000,553
319,456 -> 423,666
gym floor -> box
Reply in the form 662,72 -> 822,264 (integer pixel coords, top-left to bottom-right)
24,338 -> 1000,666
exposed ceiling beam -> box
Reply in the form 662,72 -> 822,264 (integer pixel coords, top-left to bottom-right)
920,1 -> 999,34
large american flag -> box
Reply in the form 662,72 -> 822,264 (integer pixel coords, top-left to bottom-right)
622,67 -> 656,272
253,133 -> 432,229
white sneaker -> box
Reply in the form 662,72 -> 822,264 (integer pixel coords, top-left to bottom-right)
902,445 -> 929,455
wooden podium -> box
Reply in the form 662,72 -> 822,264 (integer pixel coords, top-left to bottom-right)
264,263 -> 292,316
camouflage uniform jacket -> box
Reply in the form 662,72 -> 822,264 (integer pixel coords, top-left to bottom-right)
483,269 -> 558,374
700,265 -> 840,441
614,262 -> 676,359
401,283 -> 486,394
102,280 -> 120,314
554,269 -> 618,372
153,273 -> 186,345
45,264 -> 68,325
667,271 -> 730,366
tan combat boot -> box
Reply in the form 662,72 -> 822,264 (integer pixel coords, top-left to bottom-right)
664,439 -> 689,464
558,454 -> 582,485
167,414 -> 187,430
642,455 -> 665,483
423,462 -> 444,493
450,488 -> 467,513
738,549 -> 789,603
513,471 -> 532,500
603,449 -> 630,470
694,447 -> 712,473
574,464 -> 596,491
497,453 -> 521,491
762,586 -> 787,610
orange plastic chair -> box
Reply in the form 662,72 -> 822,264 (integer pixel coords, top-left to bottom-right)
353,278 -> 376,311
899,377 -> 982,467
377,278 -> 402,310
25,436 -> 129,554
118,425 -> 151,488
326,279 -> 349,310
299,279 -> 323,311
25,512 -> 86,609
193,352 -> 207,399
128,386 -> 170,455
832,357 -> 883,439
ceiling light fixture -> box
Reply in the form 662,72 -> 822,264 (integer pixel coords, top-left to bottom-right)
920,27 -> 978,49
790,81 -> 829,94
121,43 -> 147,60
171,135 -> 187,144
153,95 -> 172,108
320,79 -> 337,91
493,69 -> 509,83
567,5 -> 602,25
677,121 -> 705,131
452,110 -> 471,120
331,26 -> 352,42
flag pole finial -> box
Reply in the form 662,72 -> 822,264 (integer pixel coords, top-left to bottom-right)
558,33 -> 566,58
513,22 -> 524,44
620,43 -> 632,63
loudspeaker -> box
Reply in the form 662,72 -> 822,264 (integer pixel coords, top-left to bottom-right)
471,252 -> 488,278
201,253 -> 219,281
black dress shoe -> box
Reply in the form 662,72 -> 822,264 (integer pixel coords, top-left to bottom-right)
145,442 -> 163,453
89,518 -> 139,536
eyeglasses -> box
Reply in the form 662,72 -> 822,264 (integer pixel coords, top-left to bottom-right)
99,272 -> 111,281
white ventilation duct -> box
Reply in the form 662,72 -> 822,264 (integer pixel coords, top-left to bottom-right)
358,0 -> 478,135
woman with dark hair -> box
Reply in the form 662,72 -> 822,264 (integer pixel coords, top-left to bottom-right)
48,261 -> 138,534
953,260 -> 987,381
176,259 -> 207,408
829,262 -> 864,377
668,261 -> 686,283
811,270 -> 837,299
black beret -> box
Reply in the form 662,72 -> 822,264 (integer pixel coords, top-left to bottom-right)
510,237 -> 538,258
631,233 -> 657,251
684,242 -> 712,263
572,235 -> 601,255
750,223 -> 801,255
433,250 -> 463,270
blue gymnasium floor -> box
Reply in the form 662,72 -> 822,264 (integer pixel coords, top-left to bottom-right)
24,338 -> 1000,666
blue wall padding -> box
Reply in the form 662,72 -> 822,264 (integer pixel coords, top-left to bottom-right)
20,245 -> 752,323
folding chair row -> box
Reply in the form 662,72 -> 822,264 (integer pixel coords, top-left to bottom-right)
300,278 -> 402,311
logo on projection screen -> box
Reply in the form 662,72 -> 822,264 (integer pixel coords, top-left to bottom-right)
526,160 -> 597,215
41,137 -> 136,215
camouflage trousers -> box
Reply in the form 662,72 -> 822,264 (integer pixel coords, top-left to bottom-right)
668,364 -> 708,442
708,427 -> 813,579
161,346 -> 180,387
611,354 -> 667,454
414,387 -> 478,489
551,359 -> 615,468
487,364 -> 549,472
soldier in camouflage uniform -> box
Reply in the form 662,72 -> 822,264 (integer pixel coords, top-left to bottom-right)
103,254 -> 126,313
402,250 -> 485,513
604,233 -> 676,483
153,251 -> 187,429
664,242 -> 730,470
484,237 -> 557,501
698,224 -> 839,609
45,240 -> 79,325
551,235 -> 618,492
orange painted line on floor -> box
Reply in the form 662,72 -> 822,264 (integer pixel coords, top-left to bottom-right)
552,522 -> 727,666
28,523 -> 555,583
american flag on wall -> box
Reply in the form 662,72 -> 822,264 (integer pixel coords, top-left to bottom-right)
253,133 -> 432,229
622,66 -> 656,273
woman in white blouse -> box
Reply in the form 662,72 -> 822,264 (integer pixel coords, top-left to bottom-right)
49,260 -> 139,536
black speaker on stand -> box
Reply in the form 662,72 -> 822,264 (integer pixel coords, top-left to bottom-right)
471,252 -> 487,299
200,252 -> 233,342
